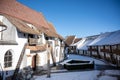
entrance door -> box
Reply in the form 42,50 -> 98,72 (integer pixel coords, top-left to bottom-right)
32,55 -> 36,71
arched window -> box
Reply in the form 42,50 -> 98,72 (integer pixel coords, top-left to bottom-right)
4,50 -> 12,68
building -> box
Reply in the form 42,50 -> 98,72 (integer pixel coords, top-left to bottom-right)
0,0 -> 65,80
64,35 -> 81,54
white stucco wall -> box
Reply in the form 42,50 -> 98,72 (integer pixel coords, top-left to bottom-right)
1,16 -> 16,41
0,15 -> 28,79
36,51 -> 48,70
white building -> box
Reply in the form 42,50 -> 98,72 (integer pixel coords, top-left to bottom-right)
0,0 -> 65,80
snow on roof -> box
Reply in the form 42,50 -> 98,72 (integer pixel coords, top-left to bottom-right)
88,32 -> 111,46
78,38 -> 95,50
75,38 -> 86,48
89,30 -> 120,46
76,35 -> 98,50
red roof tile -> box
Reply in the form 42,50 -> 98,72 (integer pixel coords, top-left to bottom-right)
0,0 -> 49,29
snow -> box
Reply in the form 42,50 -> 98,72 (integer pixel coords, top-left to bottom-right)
33,69 -> 120,80
89,32 -> 111,46
78,39 -> 94,50
90,30 -> 120,45
33,54 -> 120,80
77,38 -> 95,50
34,70 -> 100,80
99,76 -> 117,80
75,38 -> 86,49
104,70 -> 120,76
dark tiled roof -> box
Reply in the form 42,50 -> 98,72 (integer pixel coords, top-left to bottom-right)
65,36 -> 75,46
0,0 -> 49,29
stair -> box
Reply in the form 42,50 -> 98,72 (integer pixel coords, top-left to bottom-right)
12,43 -> 27,80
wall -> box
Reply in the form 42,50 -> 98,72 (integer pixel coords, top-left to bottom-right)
0,15 -> 16,42
0,15 -> 28,80
36,51 -> 48,70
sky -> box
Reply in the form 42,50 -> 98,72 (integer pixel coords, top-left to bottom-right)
17,0 -> 120,38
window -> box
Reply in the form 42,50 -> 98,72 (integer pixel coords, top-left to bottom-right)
4,50 -> 12,68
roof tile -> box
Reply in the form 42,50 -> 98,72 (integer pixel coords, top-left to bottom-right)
0,0 -> 49,29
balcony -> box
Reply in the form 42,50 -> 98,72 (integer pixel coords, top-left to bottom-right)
29,38 -> 39,45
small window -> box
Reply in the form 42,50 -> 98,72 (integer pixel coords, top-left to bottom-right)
4,50 -> 12,68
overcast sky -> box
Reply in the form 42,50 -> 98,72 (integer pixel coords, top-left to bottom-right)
18,0 -> 120,38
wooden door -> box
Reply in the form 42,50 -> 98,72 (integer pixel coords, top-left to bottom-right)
32,55 -> 36,70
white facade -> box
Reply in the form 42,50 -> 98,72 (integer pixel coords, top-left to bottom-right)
0,15 -> 65,80
0,15 -> 28,80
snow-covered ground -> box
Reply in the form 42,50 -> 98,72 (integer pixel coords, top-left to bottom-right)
33,54 -> 120,80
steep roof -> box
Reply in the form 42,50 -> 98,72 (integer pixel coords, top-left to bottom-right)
4,14 -> 40,35
45,22 -> 64,39
74,38 -> 82,43
0,0 -> 64,39
65,36 -> 75,46
48,22 -> 57,33
57,34 -> 64,40
0,0 -> 49,29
